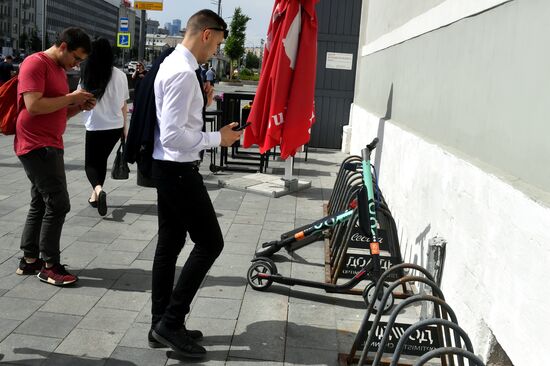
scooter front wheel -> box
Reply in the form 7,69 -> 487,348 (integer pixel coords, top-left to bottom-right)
247,258 -> 277,291
363,282 -> 394,314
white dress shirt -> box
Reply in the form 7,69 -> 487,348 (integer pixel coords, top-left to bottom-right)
153,44 -> 221,162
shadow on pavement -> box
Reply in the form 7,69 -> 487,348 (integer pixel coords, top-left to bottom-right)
74,267 -> 246,292
166,320 -> 353,364
10,347 -> 137,365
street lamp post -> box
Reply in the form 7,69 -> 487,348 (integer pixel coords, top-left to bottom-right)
210,0 -> 222,16
138,10 -> 146,61
42,0 -> 47,50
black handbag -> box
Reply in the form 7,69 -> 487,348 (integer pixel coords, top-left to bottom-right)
111,137 -> 130,180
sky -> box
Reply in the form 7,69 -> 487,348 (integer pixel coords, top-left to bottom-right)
135,0 -> 274,47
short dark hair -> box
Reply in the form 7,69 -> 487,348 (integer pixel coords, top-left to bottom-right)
5,55 -> 13,61
186,9 -> 227,37
55,27 -> 92,54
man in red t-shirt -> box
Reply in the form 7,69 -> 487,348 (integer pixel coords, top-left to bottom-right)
15,27 -> 96,286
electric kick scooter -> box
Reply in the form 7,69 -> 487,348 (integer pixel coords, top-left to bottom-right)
254,158 -> 385,258
247,138 -> 397,313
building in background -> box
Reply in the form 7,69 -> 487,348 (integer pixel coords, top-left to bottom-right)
0,0 -> 38,54
244,46 -> 262,58
171,18 -> 180,36
162,18 -> 181,36
146,18 -> 158,34
38,0 -> 118,45
346,1 -> 548,364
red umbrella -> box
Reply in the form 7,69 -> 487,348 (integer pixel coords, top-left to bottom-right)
243,0 -> 318,159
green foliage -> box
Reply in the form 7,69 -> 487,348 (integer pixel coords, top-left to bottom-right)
240,68 -> 253,77
224,7 -> 250,77
30,29 -> 42,52
244,52 -> 260,69
19,33 -> 29,51
239,69 -> 259,81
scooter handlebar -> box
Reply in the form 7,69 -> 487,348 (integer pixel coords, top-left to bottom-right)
362,137 -> 379,161
367,137 -> 379,151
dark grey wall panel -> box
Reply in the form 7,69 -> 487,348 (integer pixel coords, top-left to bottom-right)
311,0 -> 362,149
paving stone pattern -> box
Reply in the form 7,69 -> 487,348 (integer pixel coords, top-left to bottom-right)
0,115 -> 361,365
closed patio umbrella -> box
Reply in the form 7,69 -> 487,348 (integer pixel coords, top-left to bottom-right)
243,0 -> 318,160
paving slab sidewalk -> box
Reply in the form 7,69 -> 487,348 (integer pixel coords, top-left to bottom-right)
0,115 -> 365,366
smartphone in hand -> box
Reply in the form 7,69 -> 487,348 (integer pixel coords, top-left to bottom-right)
87,89 -> 100,98
232,122 -> 251,131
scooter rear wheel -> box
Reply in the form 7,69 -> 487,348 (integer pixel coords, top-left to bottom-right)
247,258 -> 277,291
363,282 -> 394,314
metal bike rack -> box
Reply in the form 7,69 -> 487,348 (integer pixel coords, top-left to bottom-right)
346,264 -> 436,364
363,292 -> 458,366
391,319 -> 475,366
328,208 -> 403,291
327,155 -> 362,212
343,263 -> 485,366
414,347 -> 485,366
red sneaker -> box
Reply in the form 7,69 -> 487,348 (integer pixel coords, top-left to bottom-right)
37,264 -> 78,286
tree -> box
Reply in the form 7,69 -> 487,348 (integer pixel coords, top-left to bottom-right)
223,7 -> 250,79
244,51 -> 260,69
30,29 -> 42,52
19,33 -> 29,53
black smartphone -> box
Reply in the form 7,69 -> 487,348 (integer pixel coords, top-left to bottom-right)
232,122 -> 251,131
88,89 -> 100,98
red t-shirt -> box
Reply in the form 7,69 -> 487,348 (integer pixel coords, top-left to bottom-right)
14,52 -> 69,156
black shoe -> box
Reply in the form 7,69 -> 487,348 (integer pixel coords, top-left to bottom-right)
148,326 -> 203,348
15,257 -> 44,275
88,199 -> 98,208
148,329 -> 167,348
152,322 -> 206,358
97,190 -> 107,216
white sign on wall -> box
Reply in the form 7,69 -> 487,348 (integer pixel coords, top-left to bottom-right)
325,52 -> 354,70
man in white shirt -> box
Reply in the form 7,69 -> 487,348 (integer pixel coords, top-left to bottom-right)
205,66 -> 216,87
149,9 -> 241,358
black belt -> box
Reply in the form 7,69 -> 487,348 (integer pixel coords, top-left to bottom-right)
153,159 -> 201,170
180,160 -> 201,167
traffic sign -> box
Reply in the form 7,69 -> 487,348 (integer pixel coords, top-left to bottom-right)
117,32 -> 131,48
134,0 -> 163,11
120,17 -> 129,32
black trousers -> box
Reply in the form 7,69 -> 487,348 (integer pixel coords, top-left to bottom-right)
151,159 -> 224,329
84,128 -> 123,188
18,147 -> 70,264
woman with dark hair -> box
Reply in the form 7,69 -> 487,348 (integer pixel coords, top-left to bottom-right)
79,38 -> 129,216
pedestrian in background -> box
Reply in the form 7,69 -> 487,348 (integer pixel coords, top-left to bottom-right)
15,27 -> 94,286
205,66 -> 216,87
200,62 -> 207,81
131,61 -> 147,93
0,55 -> 15,86
148,9 -> 241,358
79,37 -> 129,216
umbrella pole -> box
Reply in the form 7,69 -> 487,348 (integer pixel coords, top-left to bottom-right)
282,157 -> 299,191
283,157 -> 294,181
